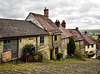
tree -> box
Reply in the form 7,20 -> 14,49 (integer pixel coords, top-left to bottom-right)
68,36 -> 76,55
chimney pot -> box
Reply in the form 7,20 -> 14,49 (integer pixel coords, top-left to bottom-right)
44,7 -> 49,18
55,20 -> 60,27
84,31 -> 87,34
61,20 -> 66,28
76,27 -> 78,30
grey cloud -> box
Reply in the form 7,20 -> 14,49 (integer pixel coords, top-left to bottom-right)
0,0 -> 100,29
79,2 -> 98,13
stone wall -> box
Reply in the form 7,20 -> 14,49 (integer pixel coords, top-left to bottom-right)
0,41 -> 3,59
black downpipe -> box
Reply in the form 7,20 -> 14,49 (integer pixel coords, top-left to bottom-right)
36,36 -> 38,51
52,34 -> 54,49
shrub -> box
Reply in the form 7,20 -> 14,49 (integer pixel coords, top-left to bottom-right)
34,51 -> 43,62
21,44 -> 43,62
74,50 -> 85,61
68,36 -> 76,55
57,52 -> 63,60
87,51 -> 95,58
23,44 -> 35,54
67,54 -> 76,59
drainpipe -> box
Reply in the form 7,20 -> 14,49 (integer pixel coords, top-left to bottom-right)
36,36 -> 38,51
51,33 -> 54,60
52,33 -> 54,49
79,41 -> 81,50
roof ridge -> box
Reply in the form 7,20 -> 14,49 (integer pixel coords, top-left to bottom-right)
30,12 -> 44,16
0,18 -> 26,22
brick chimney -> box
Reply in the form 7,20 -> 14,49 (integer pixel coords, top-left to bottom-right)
84,31 -> 87,34
55,20 -> 60,27
61,20 -> 66,28
44,7 -> 49,18
76,27 -> 78,30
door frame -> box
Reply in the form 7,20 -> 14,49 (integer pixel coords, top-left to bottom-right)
50,49 -> 53,60
11,39 -> 18,60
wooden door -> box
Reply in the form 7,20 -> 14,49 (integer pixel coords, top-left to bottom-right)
11,39 -> 18,59
50,49 -> 53,60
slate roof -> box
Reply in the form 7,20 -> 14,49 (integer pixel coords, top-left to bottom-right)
59,25 -> 72,38
68,29 -> 84,41
96,43 -> 100,50
0,18 -> 49,39
82,34 -> 95,45
30,13 -> 61,33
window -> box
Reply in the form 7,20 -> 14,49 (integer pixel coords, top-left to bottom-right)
8,40 -> 10,50
55,47 -> 58,54
4,40 -> 7,51
88,45 -> 89,48
91,44 -> 94,48
3,40 -> 10,51
54,35 -> 57,41
40,36 -> 44,44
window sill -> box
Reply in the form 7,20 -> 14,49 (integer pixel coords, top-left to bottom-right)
3,50 -> 11,52
40,43 -> 44,46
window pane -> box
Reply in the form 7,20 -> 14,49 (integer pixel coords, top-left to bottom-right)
40,36 -> 44,43
3,40 -> 7,51
88,45 -> 89,48
55,47 -> 58,54
8,40 -> 10,43
55,35 -> 57,41
8,40 -> 10,50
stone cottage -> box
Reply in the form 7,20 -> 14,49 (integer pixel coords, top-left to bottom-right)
96,35 -> 100,59
83,33 -> 96,58
0,19 -> 49,62
68,27 -> 85,54
55,20 -> 72,58
25,7 -> 62,60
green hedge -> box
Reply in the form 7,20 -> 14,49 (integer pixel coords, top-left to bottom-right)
57,52 -> 63,60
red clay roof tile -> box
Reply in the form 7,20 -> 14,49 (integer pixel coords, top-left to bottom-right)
31,13 -> 61,33
59,25 -> 72,38
83,34 -> 95,45
68,29 -> 84,41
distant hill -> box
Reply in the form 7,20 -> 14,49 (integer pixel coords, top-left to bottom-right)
80,29 -> 100,40
80,29 -> 100,35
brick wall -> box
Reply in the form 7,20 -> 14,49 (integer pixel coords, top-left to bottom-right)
3,51 -> 11,61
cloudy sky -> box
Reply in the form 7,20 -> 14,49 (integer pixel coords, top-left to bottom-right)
0,0 -> 100,30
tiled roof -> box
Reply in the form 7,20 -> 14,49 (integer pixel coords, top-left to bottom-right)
83,34 -> 95,45
0,18 -> 49,39
96,43 -> 100,50
31,13 -> 61,33
59,25 -> 72,38
68,29 -> 84,41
